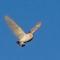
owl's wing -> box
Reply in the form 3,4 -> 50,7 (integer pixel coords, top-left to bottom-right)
4,16 -> 26,39
30,22 -> 42,34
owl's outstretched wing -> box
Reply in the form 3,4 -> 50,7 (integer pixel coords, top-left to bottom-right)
30,22 -> 42,34
4,16 -> 26,39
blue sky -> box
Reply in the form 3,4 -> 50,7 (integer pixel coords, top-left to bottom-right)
0,0 -> 60,60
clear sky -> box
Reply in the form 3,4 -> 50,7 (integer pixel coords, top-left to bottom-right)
0,0 -> 60,60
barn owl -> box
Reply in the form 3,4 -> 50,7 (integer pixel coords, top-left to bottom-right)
4,16 -> 42,47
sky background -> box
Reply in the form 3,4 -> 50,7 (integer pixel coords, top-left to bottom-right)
0,0 -> 60,60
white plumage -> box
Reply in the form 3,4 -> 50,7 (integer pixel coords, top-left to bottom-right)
4,16 -> 42,47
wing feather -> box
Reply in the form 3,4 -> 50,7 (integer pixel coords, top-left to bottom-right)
4,16 -> 26,39
30,22 -> 42,34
